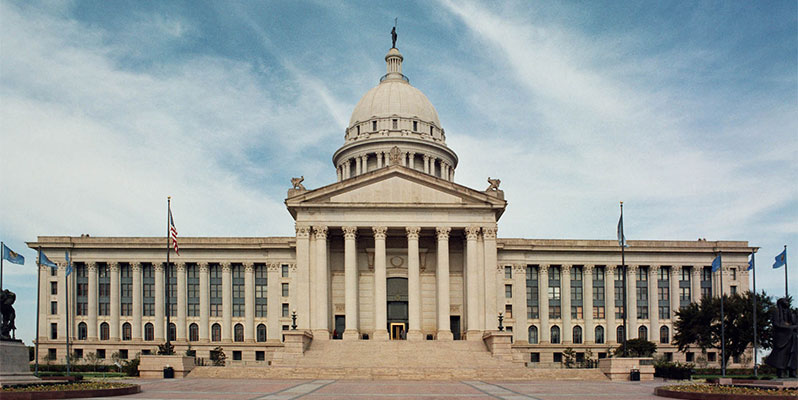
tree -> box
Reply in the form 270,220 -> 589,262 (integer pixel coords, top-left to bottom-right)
615,338 -> 657,357
673,291 -> 774,367
85,352 -> 101,372
157,341 -> 175,355
210,346 -> 226,366
562,347 -> 576,368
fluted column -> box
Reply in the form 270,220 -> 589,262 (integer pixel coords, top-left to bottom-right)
377,152 -> 383,169
174,263 -> 186,341
222,263 -> 232,341
562,265 -> 572,343
355,156 -> 362,175
108,263 -> 120,341
344,160 -> 351,179
465,226 -> 481,339
604,265 -> 618,343
314,226 -> 330,338
483,226 -> 498,327
86,262 -> 98,340
295,224 -> 311,330
436,227 -> 452,340
626,265 -> 638,339
199,263 -> 209,342
539,265 -> 550,342
606,265 -> 616,342
512,264 -> 528,343
132,263 -> 142,340
373,226 -> 388,340
244,263 -> 255,342
337,166 -> 342,182
154,263 -> 165,340
267,263 -> 280,341
691,267 -> 701,302
342,226 -> 359,340
584,265 -> 595,343
57,263 -> 67,339
670,266 -> 680,319
648,266 -> 659,340
423,155 -> 430,174
406,226 -> 422,340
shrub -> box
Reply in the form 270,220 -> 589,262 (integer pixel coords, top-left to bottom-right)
210,346 -> 226,366
654,361 -> 695,380
615,338 -> 657,357
121,356 -> 140,377
157,342 -> 175,355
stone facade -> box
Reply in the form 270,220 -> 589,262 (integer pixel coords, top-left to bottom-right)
27,46 -> 753,368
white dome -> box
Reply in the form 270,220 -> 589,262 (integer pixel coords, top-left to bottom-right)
348,80 -> 441,129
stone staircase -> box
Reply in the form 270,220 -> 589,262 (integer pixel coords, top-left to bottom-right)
188,339 -> 608,381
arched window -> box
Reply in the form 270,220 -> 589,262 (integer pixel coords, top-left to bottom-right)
595,326 -> 604,344
168,323 -> 176,342
660,326 -> 670,344
100,322 -> 109,340
573,326 -> 583,344
234,323 -> 244,342
78,322 -> 87,340
145,323 -> 154,341
122,322 -> 132,341
638,326 -> 648,341
212,323 -> 221,342
189,323 -> 199,342
528,325 -> 538,344
551,326 -> 561,344
616,326 -> 625,343
257,324 -> 267,343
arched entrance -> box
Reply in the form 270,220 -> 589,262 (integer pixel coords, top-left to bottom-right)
387,277 -> 408,340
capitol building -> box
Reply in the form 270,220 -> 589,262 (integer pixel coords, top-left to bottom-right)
29,44 -> 753,368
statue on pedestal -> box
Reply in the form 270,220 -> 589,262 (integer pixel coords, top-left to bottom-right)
765,297 -> 798,378
0,289 -> 16,341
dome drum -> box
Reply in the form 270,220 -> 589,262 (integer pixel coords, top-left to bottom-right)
346,116 -> 445,144
333,138 -> 457,182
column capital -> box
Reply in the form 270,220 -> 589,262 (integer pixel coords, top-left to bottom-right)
465,225 -> 481,240
482,225 -> 497,239
199,262 -> 210,273
606,264 -> 616,272
295,224 -> 311,238
628,264 -> 639,273
245,263 -> 255,273
88,262 -> 98,272
154,263 -> 164,272
372,226 -> 388,239
513,263 -> 527,272
670,265 -> 680,277
221,262 -> 232,272
267,263 -> 280,272
539,264 -> 550,273
405,226 -> 420,240
131,263 -> 142,272
108,262 -> 119,272
561,264 -> 572,273
650,265 -> 660,272
435,226 -> 451,240
313,225 -> 328,240
176,263 -> 186,272
584,264 -> 595,273
691,266 -> 701,276
342,226 -> 358,239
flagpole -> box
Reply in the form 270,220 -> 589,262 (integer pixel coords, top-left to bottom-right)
784,245 -> 788,298
35,248 -> 42,377
719,251 -> 725,377
752,251 -> 757,377
1,241 -> 5,291
620,202 -> 627,356
166,197 -> 171,346
65,252 -> 70,376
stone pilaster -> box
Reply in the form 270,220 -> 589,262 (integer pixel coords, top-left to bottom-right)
176,263 -> 187,341
109,263 -> 120,341
88,262 -> 99,340
670,266 -> 681,319
342,226 -> 359,340
482,226 -> 498,328
294,224 -> 311,330
154,263 -> 165,341
132,263 -> 142,340
512,263 -> 527,343
267,263 -> 280,341
314,226 -> 329,338
244,263 -> 255,342
584,264 -> 595,343
436,227 -> 452,340
539,264 -> 550,343
221,262 -> 232,342
406,226 -> 422,340
562,264 -> 572,343
626,265 -> 638,340
465,225 -> 481,339
199,263 -> 210,342
372,226 -> 388,341
691,267 -> 701,303
648,265 -> 659,340
606,265 -> 616,343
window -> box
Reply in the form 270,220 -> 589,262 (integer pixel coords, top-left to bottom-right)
212,323 -> 222,342
550,326 -> 561,344
659,266 -> 669,281
636,286 -> 648,302
617,326 -> 626,342
528,326 -> 538,344
119,349 -> 128,360
50,323 -> 58,339
548,305 -> 561,319
686,352 -> 694,362
144,323 -> 154,341
572,266 -> 583,281
234,324 -> 244,342
573,326 -> 583,344
74,349 -> 83,359
78,322 -> 87,340
413,121 -> 418,131
97,349 -> 106,359
143,283 -> 154,298
505,304 -> 513,318
505,266 -> 512,279
282,264 -> 289,277
121,303 -> 132,316
707,352 -> 717,362
571,306 -> 583,319
637,306 -> 648,319
392,119 -> 398,129
256,351 -> 266,361
48,348 -> 57,361
680,287 -> 691,301
593,286 -> 604,301
282,283 -> 289,297
571,286 -> 583,301
659,305 -> 670,319
100,322 -> 109,340
548,286 -> 560,300
122,322 -> 131,341
660,326 -> 670,344
638,325 -> 648,341
189,324 -> 199,342
530,353 -> 540,363
595,326 -> 605,344
593,266 -> 605,281
51,267 -> 57,276
637,267 -> 648,281
211,304 -> 222,317
168,323 -> 176,342
593,306 -> 605,319
731,286 -> 737,295
681,267 -> 691,282
51,281 -> 58,295
731,268 -> 737,280
550,266 -> 561,281
553,352 -> 563,363
372,121 -> 377,131
282,303 -> 290,317
257,324 -> 267,342
99,303 -> 109,316
144,303 -> 154,316
658,287 -> 669,301
356,125 -> 360,135
232,350 -> 242,361
99,283 -> 110,297
50,301 -> 57,314
505,284 -> 512,298
188,304 -> 199,317
77,282 -> 87,297
615,305 -> 625,319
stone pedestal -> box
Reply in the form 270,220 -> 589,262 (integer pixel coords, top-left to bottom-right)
282,330 -> 313,358
598,357 -> 654,381
482,331 -> 513,362
0,340 -> 41,387
139,355 -> 195,379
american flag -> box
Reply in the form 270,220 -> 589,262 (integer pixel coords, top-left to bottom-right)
169,207 -> 179,255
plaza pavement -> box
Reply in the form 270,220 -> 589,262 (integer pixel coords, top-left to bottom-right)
85,378 -> 673,400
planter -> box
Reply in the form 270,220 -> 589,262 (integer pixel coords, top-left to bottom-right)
139,355 -> 195,379
598,357 -> 654,381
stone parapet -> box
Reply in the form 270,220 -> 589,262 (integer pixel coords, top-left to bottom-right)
598,357 -> 654,381
483,331 -> 514,362
139,355 -> 195,379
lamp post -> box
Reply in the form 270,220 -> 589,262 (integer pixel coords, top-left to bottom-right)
498,312 -> 504,331
291,309 -> 297,330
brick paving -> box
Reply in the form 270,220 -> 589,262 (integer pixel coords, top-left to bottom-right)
86,378 -> 671,400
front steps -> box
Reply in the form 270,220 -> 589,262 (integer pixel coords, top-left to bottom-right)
187,339 -> 608,381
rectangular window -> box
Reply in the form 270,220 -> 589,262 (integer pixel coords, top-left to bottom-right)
74,349 -> 83,359
233,304 -> 244,316
144,303 -> 154,316
99,303 -> 109,316
637,267 -> 647,281
143,284 -> 154,298
680,287 -> 691,301
527,305 -> 538,319
731,268 -> 737,280
572,266 -> 582,281
594,286 -> 605,301
256,303 -> 267,317
571,286 -> 583,301
77,283 -> 88,297
233,283 -> 245,299
571,306 -> 583,319
188,304 -> 199,317
413,121 -> 418,131
659,267 -> 669,281
730,286 -> 737,295
658,287 -> 669,301
505,284 -> 512,298
392,119 -> 398,129
76,303 -> 87,316
549,305 -> 561,319
505,304 -> 512,318
256,351 -> 265,361
548,286 -> 560,300
256,285 -> 267,298
48,348 -> 57,360
50,323 -> 58,339
121,283 -> 132,298
636,286 -> 647,302
282,264 -> 289,277
593,306 -> 605,319
686,352 -> 694,362
505,266 -> 512,279
615,305 -> 624,319
211,304 -> 222,317
119,349 -> 128,360
637,306 -> 648,319
530,353 -> 540,363
282,283 -> 289,297
97,349 -> 106,359
681,267 -> 691,282
99,283 -> 110,297
701,287 -> 712,298
121,303 -> 132,316
51,267 -> 57,276
282,303 -> 290,317
593,266 -> 605,282
188,283 -> 199,299
51,282 -> 58,295
50,301 -> 57,314
659,305 -> 670,319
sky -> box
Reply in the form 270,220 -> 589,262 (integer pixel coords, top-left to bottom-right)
1,0 -> 796,346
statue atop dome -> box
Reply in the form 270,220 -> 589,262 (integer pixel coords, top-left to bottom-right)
391,19 -> 397,48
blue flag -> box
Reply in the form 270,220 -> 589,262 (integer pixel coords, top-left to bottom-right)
1,243 -> 25,265
65,250 -> 73,277
773,248 -> 787,269
39,250 -> 57,268
617,213 -> 628,248
747,254 -> 754,271
711,255 -> 722,272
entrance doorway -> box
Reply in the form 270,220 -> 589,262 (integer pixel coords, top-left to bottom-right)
333,315 -> 345,340
450,316 -> 461,340
387,277 -> 408,339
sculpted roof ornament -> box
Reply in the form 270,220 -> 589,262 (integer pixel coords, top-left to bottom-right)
388,146 -> 402,166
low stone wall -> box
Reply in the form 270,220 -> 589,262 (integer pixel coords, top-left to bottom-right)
597,357 -> 654,381
0,384 -> 139,400
654,386 -> 795,400
482,331 -> 514,362
139,355 -> 195,379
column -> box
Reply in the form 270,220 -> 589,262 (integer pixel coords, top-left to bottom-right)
539,265 -> 550,342
377,152 -> 383,169
465,226 -> 481,339
691,267 -> 701,302
295,225 -> 311,329
356,156 -> 362,175
174,263 -> 186,341
342,226 -> 359,340
423,155 -> 430,174
267,263 -> 280,341
626,265 -> 638,340
199,263 -> 210,342
373,226 -> 388,340
86,262 -> 98,340
361,155 -> 368,173
337,166 -> 342,182
132,263 -> 142,340
605,265 -> 616,342
244,263 -> 255,342
584,265 -> 595,343
436,227 -> 452,340
314,226 -> 330,338
154,263 -> 165,340
406,227 -> 422,340
38,265 -> 48,341
401,152 -> 407,167
110,263 -> 120,341
344,160 -> 351,179
57,262 -> 67,340
562,265 -> 572,343
648,266 -> 659,341
483,226 -> 498,328
512,264 -> 527,343
670,266 -> 680,319
409,152 -> 416,169
222,262 -> 232,341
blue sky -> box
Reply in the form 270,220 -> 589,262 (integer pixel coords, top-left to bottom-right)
1,0 -> 796,345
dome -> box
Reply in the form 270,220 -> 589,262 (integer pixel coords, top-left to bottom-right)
348,80 -> 441,129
